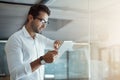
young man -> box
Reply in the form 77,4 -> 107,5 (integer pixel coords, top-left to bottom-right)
5,4 -> 61,80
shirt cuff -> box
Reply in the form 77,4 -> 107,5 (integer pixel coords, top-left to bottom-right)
24,63 -> 32,75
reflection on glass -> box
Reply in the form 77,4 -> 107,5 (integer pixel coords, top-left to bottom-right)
91,44 -> 120,80
45,45 -> 89,80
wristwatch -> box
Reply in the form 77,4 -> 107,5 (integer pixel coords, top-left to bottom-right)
40,56 -> 46,65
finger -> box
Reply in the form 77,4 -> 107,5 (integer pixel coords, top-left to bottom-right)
54,44 -> 58,50
54,40 -> 62,50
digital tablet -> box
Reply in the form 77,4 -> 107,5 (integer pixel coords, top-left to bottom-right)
57,41 -> 73,59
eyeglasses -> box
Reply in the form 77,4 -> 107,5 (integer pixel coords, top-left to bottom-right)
36,17 -> 49,25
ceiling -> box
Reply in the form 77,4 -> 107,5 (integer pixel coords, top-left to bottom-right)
0,0 -> 120,43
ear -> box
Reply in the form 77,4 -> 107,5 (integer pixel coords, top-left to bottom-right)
28,14 -> 33,23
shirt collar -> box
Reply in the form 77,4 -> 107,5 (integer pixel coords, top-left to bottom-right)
22,26 -> 38,38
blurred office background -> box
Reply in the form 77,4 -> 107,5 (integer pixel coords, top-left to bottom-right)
1,0 -> 120,80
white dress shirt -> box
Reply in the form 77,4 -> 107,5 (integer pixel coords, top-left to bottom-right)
5,26 -> 54,80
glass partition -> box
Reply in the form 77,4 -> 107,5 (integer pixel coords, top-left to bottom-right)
44,44 -> 90,80
0,41 -> 9,76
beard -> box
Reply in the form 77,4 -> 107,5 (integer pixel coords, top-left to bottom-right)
31,22 -> 40,33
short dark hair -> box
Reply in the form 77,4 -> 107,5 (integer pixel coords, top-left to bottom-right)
28,4 -> 51,19
20,4 -> 50,30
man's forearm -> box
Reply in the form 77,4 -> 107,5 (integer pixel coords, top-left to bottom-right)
30,58 -> 41,72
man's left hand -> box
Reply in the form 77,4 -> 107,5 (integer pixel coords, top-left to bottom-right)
54,40 -> 62,50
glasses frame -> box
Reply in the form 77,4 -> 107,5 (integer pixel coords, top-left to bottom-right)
36,17 -> 49,25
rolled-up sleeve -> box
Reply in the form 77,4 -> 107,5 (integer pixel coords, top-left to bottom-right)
5,35 -> 32,80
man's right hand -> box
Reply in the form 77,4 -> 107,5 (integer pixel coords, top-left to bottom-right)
31,50 -> 57,72
42,50 -> 58,63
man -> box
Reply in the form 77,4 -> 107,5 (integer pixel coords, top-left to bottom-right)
5,4 -> 61,80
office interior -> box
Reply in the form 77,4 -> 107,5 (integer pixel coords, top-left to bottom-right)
0,0 -> 120,80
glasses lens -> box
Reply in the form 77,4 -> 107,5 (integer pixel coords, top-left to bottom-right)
36,17 -> 49,25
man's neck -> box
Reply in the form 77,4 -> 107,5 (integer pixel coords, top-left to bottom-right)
25,24 -> 36,39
